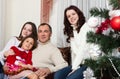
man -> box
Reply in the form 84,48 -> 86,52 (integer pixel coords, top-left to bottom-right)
32,23 -> 68,78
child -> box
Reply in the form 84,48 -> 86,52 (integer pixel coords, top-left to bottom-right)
3,35 -> 38,79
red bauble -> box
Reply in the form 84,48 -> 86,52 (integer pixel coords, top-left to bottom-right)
110,16 -> 120,31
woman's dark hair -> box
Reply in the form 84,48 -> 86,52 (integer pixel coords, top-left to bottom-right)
63,5 -> 86,43
17,21 -> 38,41
18,35 -> 38,51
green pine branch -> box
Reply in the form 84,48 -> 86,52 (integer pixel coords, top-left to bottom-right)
84,56 -> 120,77
86,31 -> 120,54
84,0 -> 120,78
109,0 -> 120,9
90,8 -> 110,19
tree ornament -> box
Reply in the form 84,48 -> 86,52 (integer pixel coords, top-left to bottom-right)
110,16 -> 120,31
87,16 -> 98,28
109,10 -> 120,18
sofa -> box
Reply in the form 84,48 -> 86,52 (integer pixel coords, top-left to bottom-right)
1,47 -> 71,79
46,47 -> 71,79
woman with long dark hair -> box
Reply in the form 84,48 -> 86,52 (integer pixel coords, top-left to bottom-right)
54,5 -> 87,79
0,21 -> 37,78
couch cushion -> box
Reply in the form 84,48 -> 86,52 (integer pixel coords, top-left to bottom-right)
58,47 -> 71,65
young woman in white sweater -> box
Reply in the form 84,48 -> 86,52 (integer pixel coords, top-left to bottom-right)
0,21 -> 37,79
54,5 -> 88,79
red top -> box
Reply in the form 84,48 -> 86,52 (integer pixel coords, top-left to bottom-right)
6,46 -> 32,65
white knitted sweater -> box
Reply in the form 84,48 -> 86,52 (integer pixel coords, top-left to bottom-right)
71,23 -> 95,70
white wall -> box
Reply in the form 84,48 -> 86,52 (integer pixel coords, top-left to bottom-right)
3,0 -> 40,49
0,0 -> 5,50
0,0 -> 2,50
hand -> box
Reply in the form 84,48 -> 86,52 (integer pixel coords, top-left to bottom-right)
27,64 -> 34,69
35,67 -> 51,77
4,49 -> 15,57
67,69 -> 76,76
19,63 -> 34,70
18,62 -> 26,67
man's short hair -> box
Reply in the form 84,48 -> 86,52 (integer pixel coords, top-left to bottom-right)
38,23 -> 52,33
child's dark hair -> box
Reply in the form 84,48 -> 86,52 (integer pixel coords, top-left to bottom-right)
18,35 -> 37,50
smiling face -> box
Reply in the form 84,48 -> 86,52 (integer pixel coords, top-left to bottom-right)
21,37 -> 34,51
66,9 -> 79,27
38,25 -> 51,43
21,24 -> 32,38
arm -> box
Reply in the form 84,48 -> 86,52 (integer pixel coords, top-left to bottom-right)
48,48 -> 68,72
1,37 -> 19,59
71,40 -> 85,70
71,23 -> 91,70
5,50 -> 16,64
35,67 -> 51,77
25,51 -> 32,65
4,49 -> 15,58
18,62 -> 33,69
17,51 -> 33,69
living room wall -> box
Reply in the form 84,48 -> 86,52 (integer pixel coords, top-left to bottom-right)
0,0 -> 40,50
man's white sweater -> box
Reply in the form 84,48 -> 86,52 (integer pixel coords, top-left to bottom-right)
32,41 -> 68,72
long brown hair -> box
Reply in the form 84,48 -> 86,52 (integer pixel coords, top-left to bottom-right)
17,22 -> 38,41
63,5 -> 85,43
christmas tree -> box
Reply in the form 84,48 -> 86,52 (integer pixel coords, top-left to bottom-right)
84,0 -> 120,79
